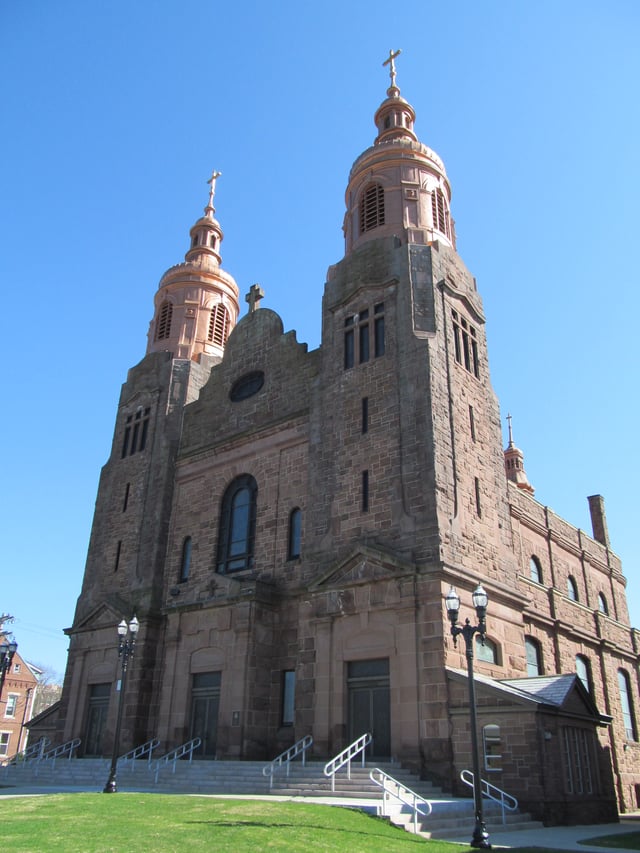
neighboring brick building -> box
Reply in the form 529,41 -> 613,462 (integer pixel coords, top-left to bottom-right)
46,59 -> 639,823
0,649 -> 39,762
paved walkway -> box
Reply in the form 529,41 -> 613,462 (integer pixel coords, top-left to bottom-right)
1,782 -> 639,851
438,815 -> 640,851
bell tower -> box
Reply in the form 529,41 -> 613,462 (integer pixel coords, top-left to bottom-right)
58,176 -> 240,752
147,172 -> 240,362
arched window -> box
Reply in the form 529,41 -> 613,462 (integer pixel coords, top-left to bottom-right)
288,508 -> 302,560
598,593 -> 609,615
618,670 -> 638,741
525,637 -> 543,676
208,304 -> 230,347
431,188 -> 451,239
217,475 -> 257,574
475,635 -> 499,665
359,183 -> 385,234
576,655 -> 591,693
155,300 -> 173,341
530,556 -> 542,584
179,536 -> 192,582
567,576 -> 579,601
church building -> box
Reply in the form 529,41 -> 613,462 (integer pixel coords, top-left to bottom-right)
50,54 -> 639,823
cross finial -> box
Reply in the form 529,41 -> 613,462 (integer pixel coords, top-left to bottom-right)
506,412 -> 514,446
207,170 -> 222,209
382,48 -> 402,89
245,283 -> 265,313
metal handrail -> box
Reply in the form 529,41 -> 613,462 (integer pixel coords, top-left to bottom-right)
262,735 -> 313,789
370,767 -> 433,834
323,732 -> 371,792
460,769 -> 518,824
35,738 -> 81,775
119,738 -> 160,770
6,737 -> 50,767
153,738 -> 201,783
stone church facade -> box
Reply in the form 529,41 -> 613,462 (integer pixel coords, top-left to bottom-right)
48,61 -> 639,823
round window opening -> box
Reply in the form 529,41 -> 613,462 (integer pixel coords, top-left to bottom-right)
230,370 -> 265,402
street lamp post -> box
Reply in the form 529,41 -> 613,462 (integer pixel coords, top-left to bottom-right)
103,615 -> 139,794
0,637 -> 18,701
445,583 -> 491,850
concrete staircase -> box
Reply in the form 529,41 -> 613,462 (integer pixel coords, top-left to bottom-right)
1,757 -> 542,838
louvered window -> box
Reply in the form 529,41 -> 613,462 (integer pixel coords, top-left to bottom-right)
431,188 -> 451,239
208,304 -> 230,346
359,183 -> 385,234
155,300 -> 173,341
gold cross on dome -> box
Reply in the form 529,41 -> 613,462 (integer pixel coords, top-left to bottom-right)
207,170 -> 222,206
383,48 -> 402,87
245,283 -> 265,313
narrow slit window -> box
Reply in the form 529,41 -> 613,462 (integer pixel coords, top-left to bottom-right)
474,477 -> 482,517
469,405 -> 476,442
114,540 -> 122,573
122,483 -> 130,512
288,508 -> 302,560
362,397 -> 369,434
362,470 -> 369,513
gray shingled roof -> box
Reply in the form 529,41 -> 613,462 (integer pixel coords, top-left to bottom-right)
500,674 -> 577,706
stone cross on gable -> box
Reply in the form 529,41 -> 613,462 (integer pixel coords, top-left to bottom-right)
383,48 -> 402,88
245,283 -> 265,313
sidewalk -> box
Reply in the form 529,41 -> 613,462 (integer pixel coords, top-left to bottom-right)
437,815 -> 640,851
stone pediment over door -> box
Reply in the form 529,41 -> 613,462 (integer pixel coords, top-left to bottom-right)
309,544 -> 415,591
70,598 -> 132,634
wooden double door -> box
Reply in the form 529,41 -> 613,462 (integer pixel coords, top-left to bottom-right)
347,659 -> 391,759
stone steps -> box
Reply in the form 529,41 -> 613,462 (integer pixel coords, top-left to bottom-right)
1,757 -> 542,839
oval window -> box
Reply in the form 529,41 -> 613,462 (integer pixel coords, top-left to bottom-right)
230,371 -> 264,402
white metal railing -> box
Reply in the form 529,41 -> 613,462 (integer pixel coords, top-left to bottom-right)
119,738 -> 160,771
35,738 -> 81,775
460,769 -> 518,824
262,735 -> 313,789
323,732 -> 372,792
5,736 -> 50,767
153,738 -> 201,783
370,768 -> 433,834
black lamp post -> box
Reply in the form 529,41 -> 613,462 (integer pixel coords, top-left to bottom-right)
103,615 -> 139,794
0,637 -> 18,701
445,583 -> 491,850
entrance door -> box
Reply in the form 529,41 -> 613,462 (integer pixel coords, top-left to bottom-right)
347,659 -> 391,759
84,683 -> 111,756
190,672 -> 221,758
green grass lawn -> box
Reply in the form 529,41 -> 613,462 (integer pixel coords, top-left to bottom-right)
579,830 -> 640,850
1,793 -> 638,853
0,794 -> 454,853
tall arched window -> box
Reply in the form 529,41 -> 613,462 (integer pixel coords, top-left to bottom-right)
431,188 -> 451,239
179,536 -> 192,582
155,300 -> 173,341
530,556 -> 543,584
618,670 -> 638,741
598,593 -> 609,615
525,637 -> 543,676
217,475 -> 257,574
576,655 -> 591,692
359,183 -> 385,233
288,508 -> 302,560
567,576 -> 579,601
208,304 -> 230,346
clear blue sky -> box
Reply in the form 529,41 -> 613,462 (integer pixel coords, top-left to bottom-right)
1,1 -> 638,677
